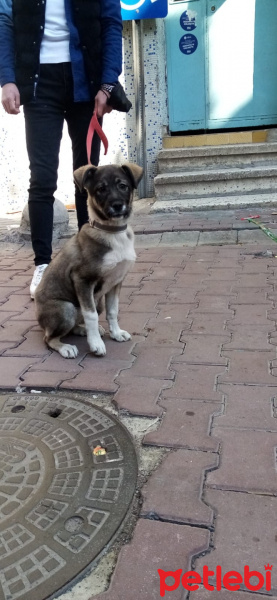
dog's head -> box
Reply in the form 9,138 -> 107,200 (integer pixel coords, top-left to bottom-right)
74,163 -> 143,222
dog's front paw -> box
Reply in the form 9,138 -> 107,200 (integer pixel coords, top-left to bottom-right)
89,337 -> 106,356
110,329 -> 131,342
59,344 -> 79,358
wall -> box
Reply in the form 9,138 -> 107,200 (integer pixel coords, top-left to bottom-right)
0,19 -> 168,213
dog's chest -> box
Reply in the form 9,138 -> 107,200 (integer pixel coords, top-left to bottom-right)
100,236 -> 136,292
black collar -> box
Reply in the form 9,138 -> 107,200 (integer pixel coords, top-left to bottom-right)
89,219 -> 127,233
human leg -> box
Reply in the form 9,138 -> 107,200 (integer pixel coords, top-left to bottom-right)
66,102 -> 101,230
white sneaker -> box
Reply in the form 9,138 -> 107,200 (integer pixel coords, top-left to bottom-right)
30,264 -> 48,299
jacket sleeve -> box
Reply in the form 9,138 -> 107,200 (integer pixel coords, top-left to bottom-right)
0,0 -> 16,86
100,0 -> 123,84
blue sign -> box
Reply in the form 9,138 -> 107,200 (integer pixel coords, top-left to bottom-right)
121,0 -> 168,21
180,10 -> 197,31
179,33 -> 198,55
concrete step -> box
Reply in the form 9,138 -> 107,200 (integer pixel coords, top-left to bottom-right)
158,142 -> 277,173
150,192 -> 277,213
154,165 -> 277,201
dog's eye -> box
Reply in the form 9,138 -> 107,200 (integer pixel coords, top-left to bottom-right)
118,182 -> 128,191
96,185 -> 106,194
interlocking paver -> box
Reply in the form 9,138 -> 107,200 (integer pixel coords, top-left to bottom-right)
223,325 -> 273,351
144,398 -> 222,450
129,345 -> 181,379
231,288 -> 272,304
114,371 -> 168,415
228,304 -> 271,325
164,364 -> 225,401
141,449 -> 218,525
219,350 -> 276,384
172,334 -> 229,365
180,313 -> 230,336
195,489 -> 277,591
207,427 -> 277,494
0,355 -> 43,387
143,319 -> 184,347
193,295 -> 234,313
91,520 -> 209,600
216,384 -> 277,430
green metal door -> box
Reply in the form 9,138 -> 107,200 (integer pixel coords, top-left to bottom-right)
166,0 -> 277,131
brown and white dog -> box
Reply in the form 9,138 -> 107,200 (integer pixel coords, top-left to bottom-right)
35,162 -> 143,358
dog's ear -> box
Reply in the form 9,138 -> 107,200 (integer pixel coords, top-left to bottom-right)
73,165 -> 97,191
121,163 -> 143,189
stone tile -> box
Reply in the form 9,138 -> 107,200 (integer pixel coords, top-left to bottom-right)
135,249 -> 163,262
154,303 -> 197,323
92,520 -> 209,600
118,286 -> 138,304
223,326 -> 272,351
160,231 -> 199,245
123,295 -> 164,312
166,287 -> 202,304
141,449 -> 218,525
193,296 -> 234,314
144,398 -> 221,450
207,427 -> 277,494
228,304 -> 270,325
181,313 -> 230,336
61,357 -> 131,393
144,266 -> 178,280
233,287 -> 272,304
174,273 -> 208,287
10,302 -> 36,320
219,350 -> 276,385
133,280 -> 174,295
144,319 -> 184,348
164,364 -> 225,401
183,262 -> 214,274
114,372 -> 169,416
3,330 -> 51,357
117,311 -> 156,336
0,312 -> 18,325
122,272 -> 146,287
0,321 -> 28,342
21,370 -> 80,389
130,346 -> 181,379
196,489 -> 277,591
0,356 -> 42,388
0,287 -> 25,305
198,281 -> 237,295
172,334 -> 229,365
205,268 -> 239,281
236,273 -> 272,287
216,384 -> 277,430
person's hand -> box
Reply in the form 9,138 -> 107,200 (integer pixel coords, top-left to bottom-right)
94,90 -> 112,118
1,83 -> 20,114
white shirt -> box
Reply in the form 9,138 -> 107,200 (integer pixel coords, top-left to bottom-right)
40,0 -> 71,63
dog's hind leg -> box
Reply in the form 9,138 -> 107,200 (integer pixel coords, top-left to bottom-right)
106,284 -> 131,342
41,302 -> 79,358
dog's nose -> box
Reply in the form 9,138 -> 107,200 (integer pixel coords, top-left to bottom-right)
111,203 -> 124,214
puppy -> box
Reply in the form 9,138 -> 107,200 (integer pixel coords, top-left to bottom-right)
35,162 -> 143,358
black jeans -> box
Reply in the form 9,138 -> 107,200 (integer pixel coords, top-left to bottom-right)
23,63 -> 100,266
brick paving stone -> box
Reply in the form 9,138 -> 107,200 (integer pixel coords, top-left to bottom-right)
21,370 -> 80,389
61,357 -> 131,392
172,334 -> 229,365
206,268 -> 240,281
114,371 -> 170,416
198,231 -> 237,245
133,280 -> 175,295
0,320 -> 28,342
118,286 -> 137,304
0,271 -> 24,284
144,319 -> 184,347
3,330 -> 50,357
236,273 -> 272,287
175,273 -> 208,287
117,311 -> 156,336
207,427 -> 277,494
128,263 -> 153,274
11,304 -> 37,321
0,294 -> 32,313
232,288 -> 272,304
144,398 -> 222,450
164,364 -> 225,401
180,313 -> 230,336
219,350 -> 276,385
0,355 -> 42,387
216,384 -> 277,430
91,520 -> 209,600
123,295 -> 165,312
193,296 -> 233,313
183,262 -> 214,274
144,266 -> 179,280
0,286 -> 22,302
129,345 -> 181,379
228,304 -> 271,326
136,249 -> 163,262
141,449 -> 218,525
241,261 -> 275,275
166,287 -> 202,304
158,255 -> 189,267
154,303 -> 197,323
195,489 -> 277,591
197,281 -> 237,295
121,272 -> 146,287
223,326 -> 273,351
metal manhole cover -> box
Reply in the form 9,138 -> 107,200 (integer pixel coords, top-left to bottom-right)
0,394 -> 138,600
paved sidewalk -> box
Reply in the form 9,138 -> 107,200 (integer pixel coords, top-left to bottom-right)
0,205 -> 277,599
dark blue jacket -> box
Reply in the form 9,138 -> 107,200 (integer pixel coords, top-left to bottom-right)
0,0 -> 123,103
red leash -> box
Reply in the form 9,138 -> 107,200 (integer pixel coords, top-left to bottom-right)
86,111 -> 108,163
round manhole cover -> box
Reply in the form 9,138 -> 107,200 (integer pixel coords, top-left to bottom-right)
0,394 -> 138,600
